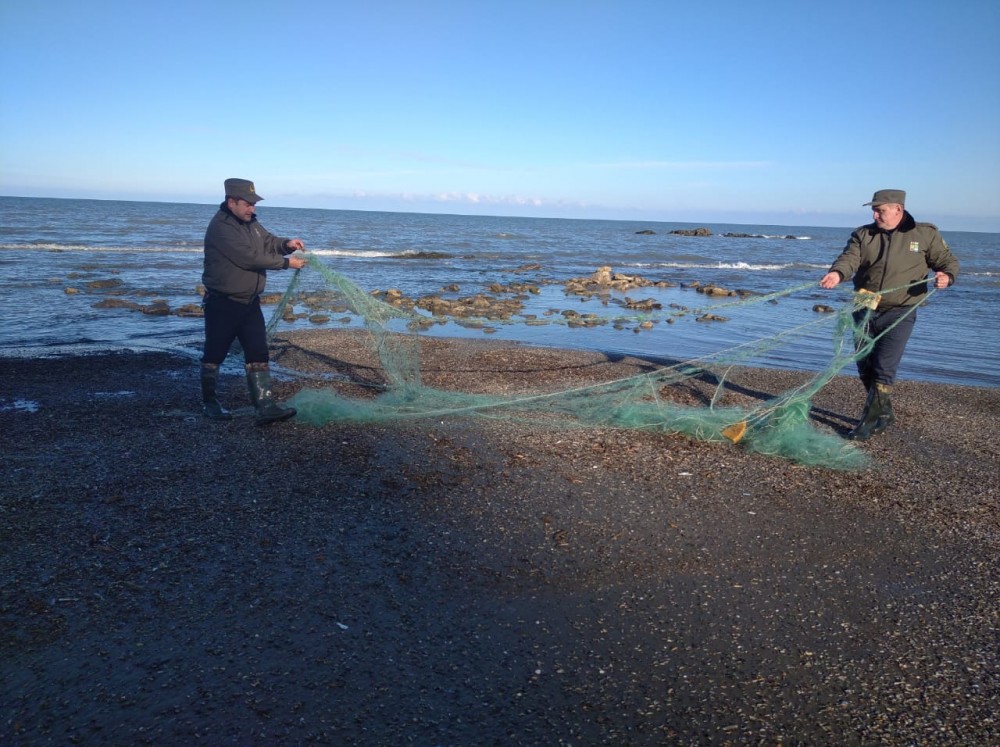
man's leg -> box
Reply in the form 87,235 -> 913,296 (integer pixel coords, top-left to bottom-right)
200,294 -> 242,420
869,307 -> 916,387
848,308 -> 915,440
852,311 -> 876,390
238,299 -> 296,425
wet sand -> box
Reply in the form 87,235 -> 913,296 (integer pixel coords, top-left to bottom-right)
1,329 -> 998,745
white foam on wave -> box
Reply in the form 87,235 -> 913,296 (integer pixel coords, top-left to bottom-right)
0,398 -> 40,413
0,243 -> 201,253
309,248 -> 399,258
646,260 -> 826,272
310,248 -> 458,259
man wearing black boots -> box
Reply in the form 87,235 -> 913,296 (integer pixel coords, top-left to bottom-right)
200,178 -> 307,424
820,189 -> 959,440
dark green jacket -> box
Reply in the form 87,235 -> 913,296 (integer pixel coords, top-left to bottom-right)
828,211 -> 959,309
202,203 -> 293,304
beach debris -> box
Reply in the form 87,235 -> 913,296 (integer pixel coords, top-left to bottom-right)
721,420 -> 748,443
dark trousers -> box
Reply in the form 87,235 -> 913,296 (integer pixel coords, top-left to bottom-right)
202,293 -> 268,366
853,306 -> 916,388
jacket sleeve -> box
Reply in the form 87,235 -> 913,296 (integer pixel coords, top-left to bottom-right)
925,228 -> 959,284
208,217 -> 287,271
828,229 -> 864,282
261,228 -> 295,257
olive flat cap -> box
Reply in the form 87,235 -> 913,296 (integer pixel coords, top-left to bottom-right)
863,189 -> 905,207
224,178 -> 263,204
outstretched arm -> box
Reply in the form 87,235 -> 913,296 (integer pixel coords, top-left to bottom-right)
819,271 -> 842,289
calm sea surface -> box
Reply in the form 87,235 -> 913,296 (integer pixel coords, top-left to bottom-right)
1,196 -> 997,388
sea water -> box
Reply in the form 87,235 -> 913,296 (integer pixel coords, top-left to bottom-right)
0,196 -> 996,388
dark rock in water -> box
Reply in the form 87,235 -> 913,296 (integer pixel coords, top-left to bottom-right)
86,278 -> 125,289
175,303 -> 203,318
624,297 -> 662,311
722,232 -> 801,240
93,297 -> 171,315
92,298 -> 140,310
394,251 -> 453,260
670,227 -> 712,237
140,300 -> 170,316
697,284 -> 736,297
635,229 -> 656,235
564,266 -> 659,296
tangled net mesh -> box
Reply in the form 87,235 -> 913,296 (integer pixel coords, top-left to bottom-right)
264,257 -> 929,471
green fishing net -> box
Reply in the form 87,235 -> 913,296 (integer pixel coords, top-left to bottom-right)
265,257 -> 928,471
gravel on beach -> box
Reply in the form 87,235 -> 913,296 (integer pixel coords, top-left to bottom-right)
2,329 -> 998,745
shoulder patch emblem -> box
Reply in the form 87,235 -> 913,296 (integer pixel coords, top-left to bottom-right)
909,241 -> 920,252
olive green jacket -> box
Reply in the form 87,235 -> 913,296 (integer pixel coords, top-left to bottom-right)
828,212 -> 959,309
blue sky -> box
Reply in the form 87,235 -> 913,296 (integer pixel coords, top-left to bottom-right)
2,1 -> 998,231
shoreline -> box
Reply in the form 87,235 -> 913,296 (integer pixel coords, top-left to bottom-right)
2,330 -> 998,744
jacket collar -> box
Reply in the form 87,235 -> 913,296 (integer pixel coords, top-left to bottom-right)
867,210 -> 915,234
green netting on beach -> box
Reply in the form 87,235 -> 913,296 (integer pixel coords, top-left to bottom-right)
268,257 -> 931,470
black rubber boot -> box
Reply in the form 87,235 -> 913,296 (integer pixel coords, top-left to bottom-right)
246,366 -> 296,425
847,383 -> 895,440
201,364 -> 232,421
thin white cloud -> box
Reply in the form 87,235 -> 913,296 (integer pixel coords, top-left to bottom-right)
348,190 -> 566,209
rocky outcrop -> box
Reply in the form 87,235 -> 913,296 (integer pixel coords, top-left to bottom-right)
77,264 -> 750,333
723,232 -> 800,240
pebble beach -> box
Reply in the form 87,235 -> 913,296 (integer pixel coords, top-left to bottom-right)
2,329 -> 998,745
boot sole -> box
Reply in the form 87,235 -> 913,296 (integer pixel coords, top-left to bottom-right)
254,410 -> 297,426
